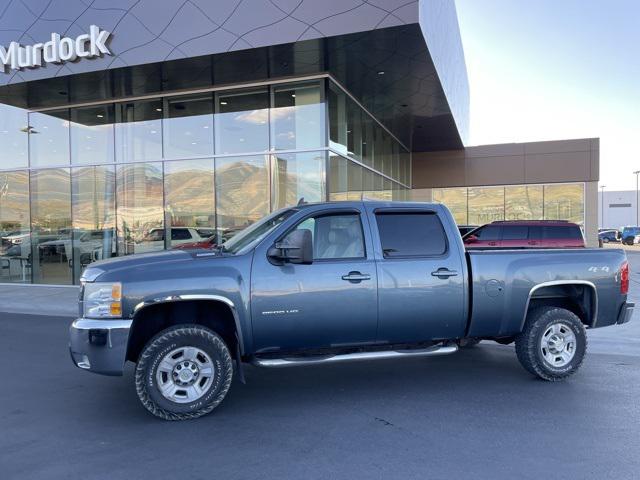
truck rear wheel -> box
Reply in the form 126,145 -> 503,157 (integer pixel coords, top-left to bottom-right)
135,325 -> 233,421
515,307 -> 587,381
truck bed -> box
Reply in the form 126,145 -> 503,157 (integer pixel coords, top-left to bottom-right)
466,248 -> 628,338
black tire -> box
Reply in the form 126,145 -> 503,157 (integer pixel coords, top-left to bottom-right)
459,338 -> 481,348
515,307 -> 587,381
135,325 -> 233,421
602,238 -> 609,243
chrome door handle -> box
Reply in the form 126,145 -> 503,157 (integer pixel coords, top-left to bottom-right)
431,268 -> 458,279
342,271 -> 371,282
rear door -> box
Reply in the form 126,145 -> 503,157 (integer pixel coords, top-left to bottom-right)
369,206 -> 466,343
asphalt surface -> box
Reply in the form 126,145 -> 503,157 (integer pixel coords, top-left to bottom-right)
1,251 -> 640,480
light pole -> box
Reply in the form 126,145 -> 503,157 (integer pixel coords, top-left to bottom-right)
634,171 -> 640,226
600,185 -> 606,229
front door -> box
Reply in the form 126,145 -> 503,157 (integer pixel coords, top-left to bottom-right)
251,208 -> 378,352
368,207 -> 466,343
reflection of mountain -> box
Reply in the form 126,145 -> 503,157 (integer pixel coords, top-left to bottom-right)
30,169 -> 71,229
215,158 -> 269,227
0,171 -> 29,228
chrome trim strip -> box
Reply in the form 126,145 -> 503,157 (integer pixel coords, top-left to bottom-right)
521,280 -> 598,329
252,343 -> 458,368
132,294 -> 245,354
72,318 -> 133,330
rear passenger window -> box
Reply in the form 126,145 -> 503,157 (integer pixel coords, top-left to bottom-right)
475,225 -> 501,241
502,226 -> 528,240
376,212 -> 447,257
171,229 -> 192,240
543,226 -> 582,239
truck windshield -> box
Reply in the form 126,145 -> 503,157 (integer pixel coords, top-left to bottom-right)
222,208 -> 296,255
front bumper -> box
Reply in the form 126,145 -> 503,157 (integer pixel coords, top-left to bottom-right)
69,318 -> 132,376
617,302 -> 635,325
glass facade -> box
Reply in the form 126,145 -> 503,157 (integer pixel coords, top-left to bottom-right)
432,183 -> 585,226
0,78 -> 409,284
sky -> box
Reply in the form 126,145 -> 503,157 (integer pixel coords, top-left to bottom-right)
454,0 -> 640,191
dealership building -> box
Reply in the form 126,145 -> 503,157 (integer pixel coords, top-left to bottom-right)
0,0 -> 598,285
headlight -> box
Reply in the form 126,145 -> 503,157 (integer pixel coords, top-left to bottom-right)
83,282 -> 122,318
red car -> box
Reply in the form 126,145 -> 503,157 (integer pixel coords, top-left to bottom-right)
464,220 -> 585,248
172,235 -> 217,250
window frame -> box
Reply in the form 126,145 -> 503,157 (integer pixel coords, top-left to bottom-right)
275,208 -> 368,262
373,208 -> 449,259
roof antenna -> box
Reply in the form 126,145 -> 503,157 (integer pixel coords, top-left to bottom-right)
297,197 -> 306,205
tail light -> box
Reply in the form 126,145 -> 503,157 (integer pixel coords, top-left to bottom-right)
620,261 -> 629,295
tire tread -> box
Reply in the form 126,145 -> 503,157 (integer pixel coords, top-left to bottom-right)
134,325 -> 233,421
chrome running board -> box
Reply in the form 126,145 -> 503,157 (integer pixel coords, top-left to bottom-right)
252,343 -> 458,368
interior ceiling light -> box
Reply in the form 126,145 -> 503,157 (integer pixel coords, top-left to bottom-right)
377,71 -> 385,75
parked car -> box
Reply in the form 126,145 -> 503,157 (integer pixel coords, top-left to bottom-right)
125,227 -> 205,254
464,220 -> 585,248
620,226 -> 640,245
599,230 -> 620,243
172,228 -> 236,251
457,225 -> 478,237
70,201 -> 632,420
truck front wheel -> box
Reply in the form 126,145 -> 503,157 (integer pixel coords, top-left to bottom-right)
135,325 -> 233,420
515,307 -> 587,381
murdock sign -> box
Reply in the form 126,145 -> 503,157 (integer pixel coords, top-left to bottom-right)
0,25 -> 111,72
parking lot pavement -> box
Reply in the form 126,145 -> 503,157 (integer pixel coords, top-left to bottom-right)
1,247 -> 639,480
1,312 -> 639,480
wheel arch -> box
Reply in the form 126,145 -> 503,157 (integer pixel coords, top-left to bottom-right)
126,295 -> 245,363
522,280 -> 598,329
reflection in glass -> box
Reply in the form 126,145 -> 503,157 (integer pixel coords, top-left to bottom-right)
0,171 -> 30,283
544,183 -> 584,224
433,188 -> 468,225
29,111 -> 70,167
30,168 -> 72,284
164,159 -> 216,248
0,104 -> 28,169
272,151 -> 325,210
215,155 -> 269,234
115,100 -> 163,162
70,105 -> 115,165
468,186 -> 504,225
505,185 -> 543,221
329,154 -> 348,201
215,89 -> 269,154
272,82 -> 324,151
163,95 -> 213,159
328,83 -> 348,156
71,166 -> 116,281
347,161 -> 363,200
116,163 -> 164,255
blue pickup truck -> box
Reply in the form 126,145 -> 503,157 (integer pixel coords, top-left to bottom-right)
70,201 -> 633,420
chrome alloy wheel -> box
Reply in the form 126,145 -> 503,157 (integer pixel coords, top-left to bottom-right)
540,322 -> 577,368
156,347 -> 215,404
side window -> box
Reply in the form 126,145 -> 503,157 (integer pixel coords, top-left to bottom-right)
567,226 -> 583,240
284,213 -> 365,260
376,212 -> 447,257
475,225 -> 501,241
171,228 -> 192,240
502,226 -> 528,240
528,226 -> 542,240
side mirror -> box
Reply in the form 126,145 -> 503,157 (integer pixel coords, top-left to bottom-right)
465,234 -> 478,244
268,229 -> 313,265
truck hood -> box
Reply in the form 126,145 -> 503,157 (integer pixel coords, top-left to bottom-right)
81,249 -> 224,282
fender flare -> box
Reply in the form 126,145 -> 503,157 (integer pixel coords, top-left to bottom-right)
521,280 -> 598,330
132,294 -> 246,355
